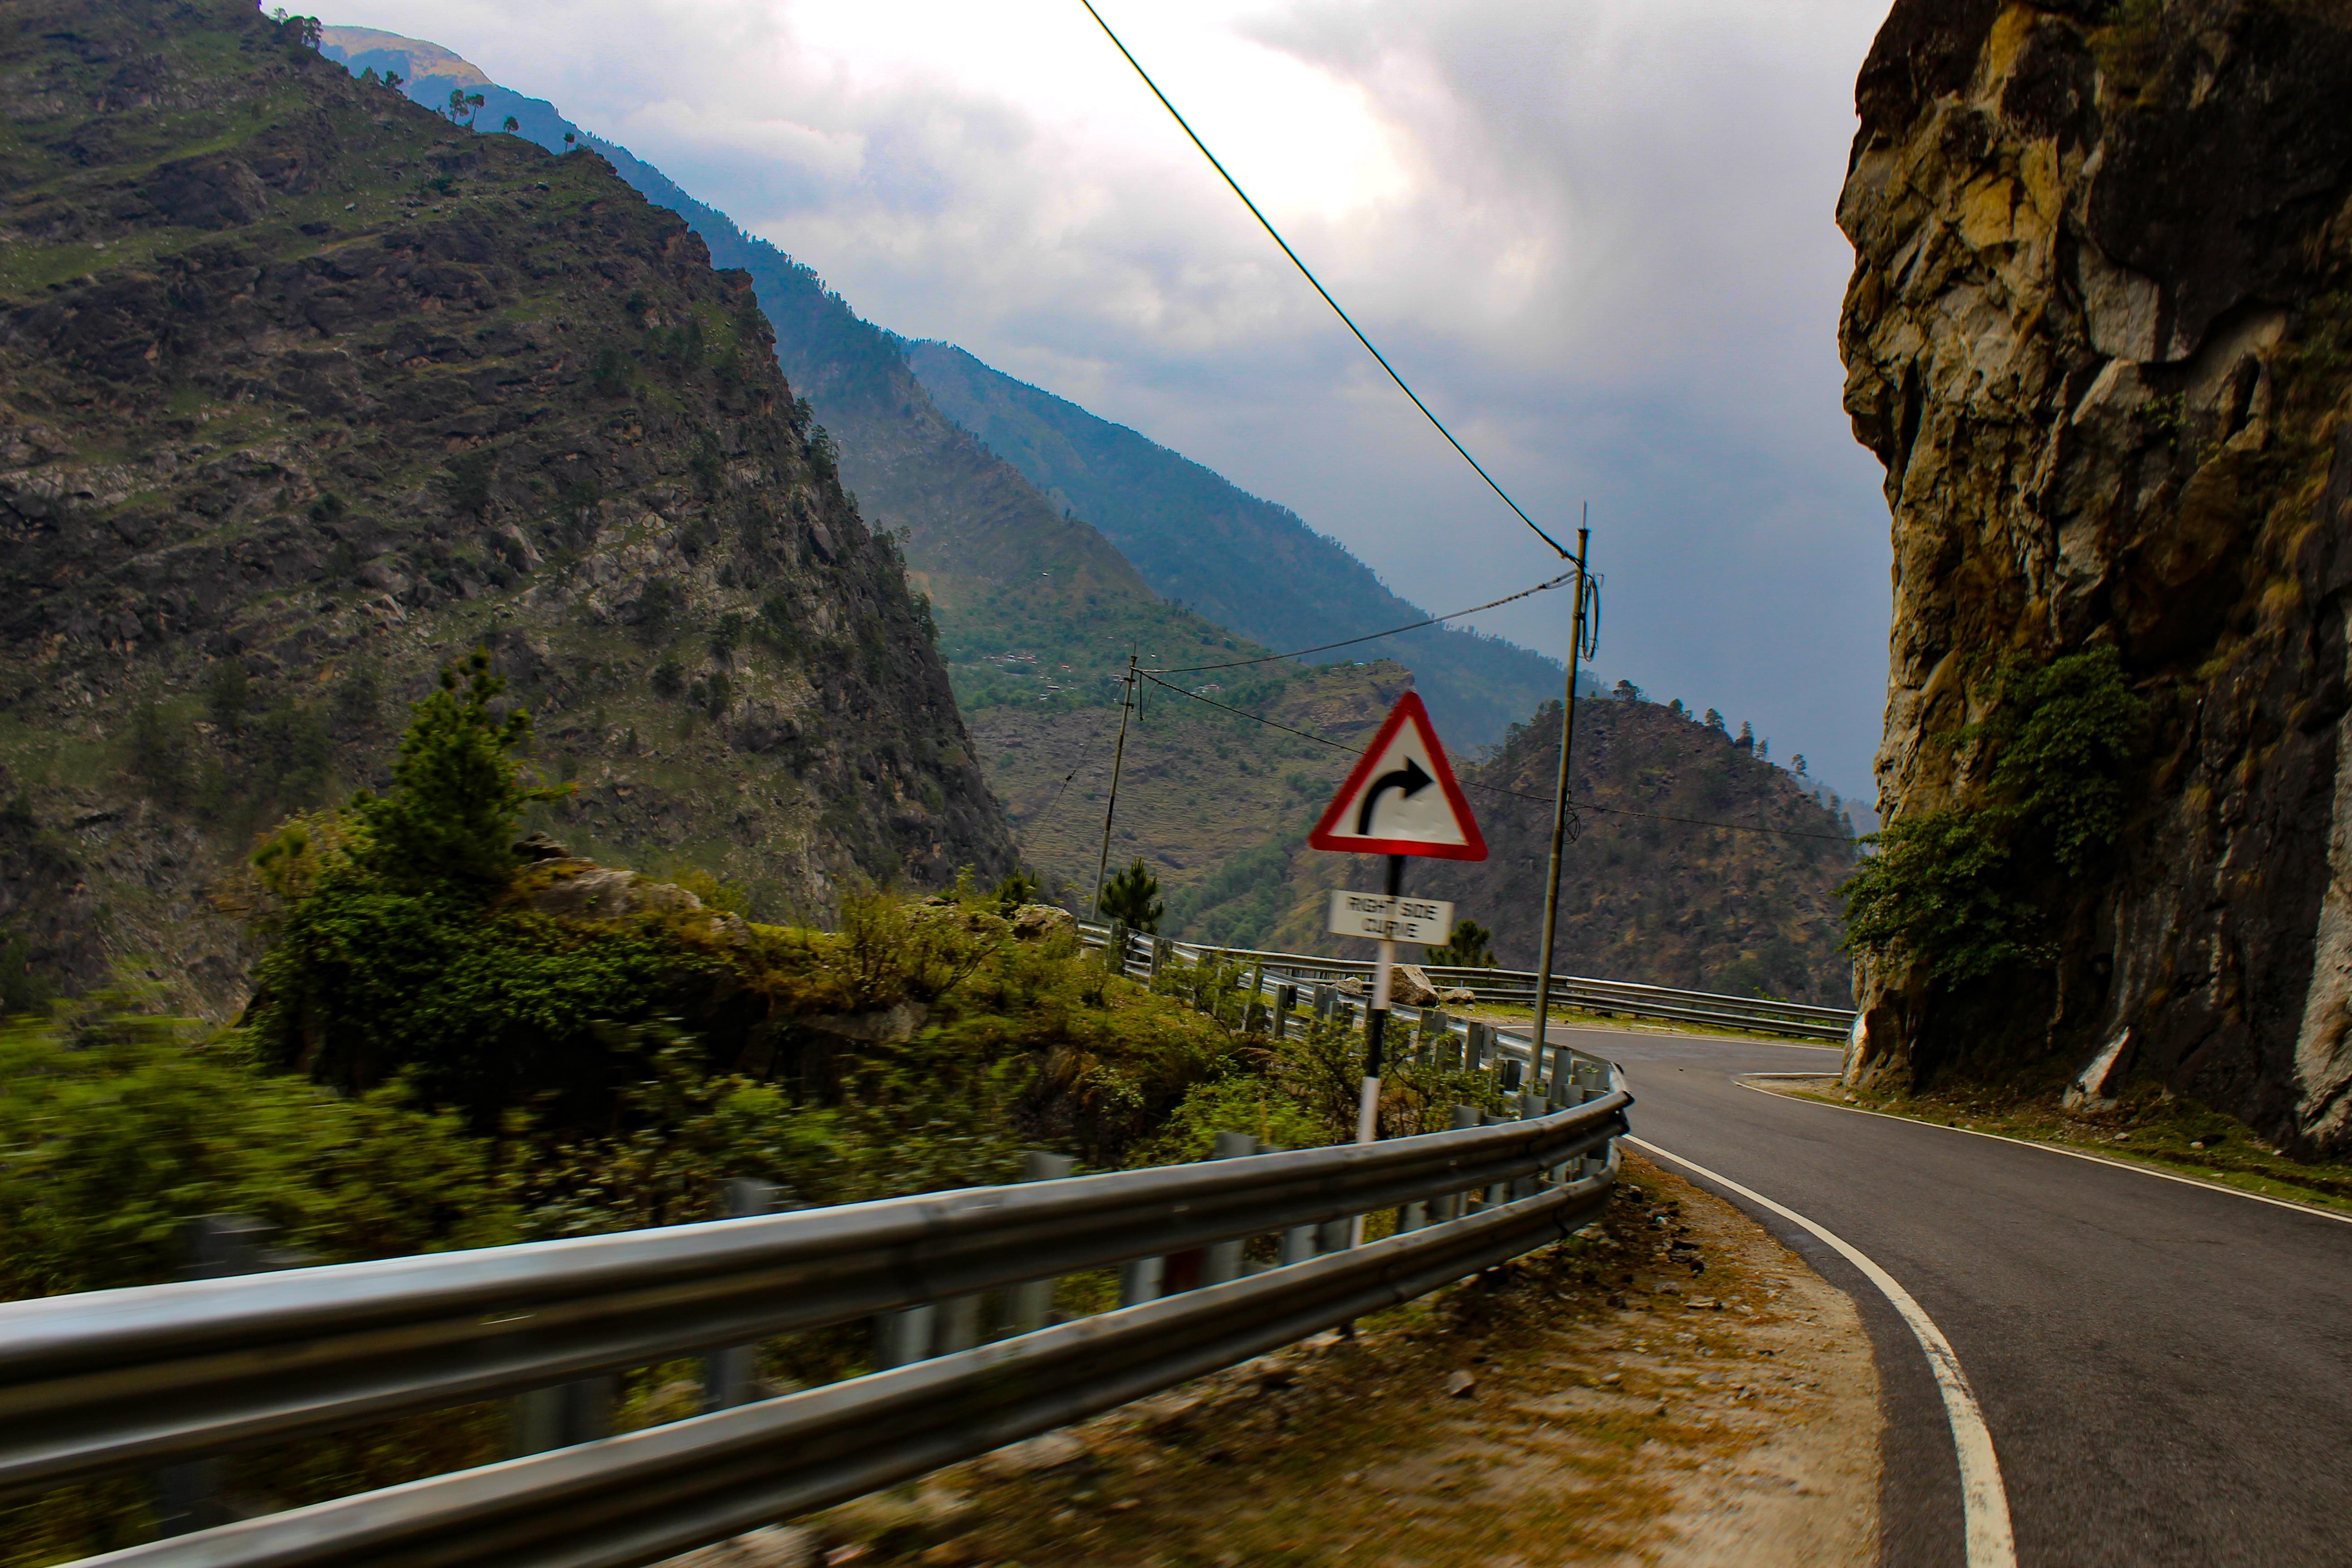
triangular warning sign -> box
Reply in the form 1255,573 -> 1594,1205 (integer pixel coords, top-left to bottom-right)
1309,691 -> 1487,860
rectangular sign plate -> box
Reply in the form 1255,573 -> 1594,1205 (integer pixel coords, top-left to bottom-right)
1326,891 -> 1454,946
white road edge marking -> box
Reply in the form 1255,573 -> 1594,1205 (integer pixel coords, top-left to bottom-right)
1732,1076 -> 2352,1228
1627,1135 -> 2018,1568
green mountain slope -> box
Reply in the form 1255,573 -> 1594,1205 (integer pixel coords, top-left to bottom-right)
316,30 -> 1254,715
906,341 -> 1568,747
0,0 -> 1012,1008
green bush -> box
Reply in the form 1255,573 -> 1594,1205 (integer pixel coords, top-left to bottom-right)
0,992 -> 516,1302
248,881 -> 719,1121
1841,646 -> 2146,981
1426,918 -> 1497,968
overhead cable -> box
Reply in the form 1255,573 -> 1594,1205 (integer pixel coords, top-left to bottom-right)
1132,671 -> 1856,843
1075,0 -> 1570,560
1158,568 -> 1579,674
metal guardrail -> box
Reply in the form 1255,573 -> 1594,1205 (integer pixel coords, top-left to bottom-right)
1078,921 -> 1854,1041
7,1078 -> 1628,1568
62,1172 -> 1615,1568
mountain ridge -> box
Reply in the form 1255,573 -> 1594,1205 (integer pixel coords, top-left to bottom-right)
905,341 -> 1568,748
0,0 -> 1012,1008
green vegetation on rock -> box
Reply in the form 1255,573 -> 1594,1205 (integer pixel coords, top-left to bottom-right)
1840,647 -> 2146,984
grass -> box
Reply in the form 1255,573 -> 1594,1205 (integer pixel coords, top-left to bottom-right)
1778,1078 -> 2352,1216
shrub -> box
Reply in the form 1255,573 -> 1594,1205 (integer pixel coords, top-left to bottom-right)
0,990 -> 515,1302
1426,918 -> 1497,968
1841,645 -> 2146,981
349,649 -> 563,892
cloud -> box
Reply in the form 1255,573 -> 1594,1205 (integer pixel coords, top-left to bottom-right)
327,0 -> 1896,796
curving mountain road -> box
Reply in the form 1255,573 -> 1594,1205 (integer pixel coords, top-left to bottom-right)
1529,1024 -> 2352,1568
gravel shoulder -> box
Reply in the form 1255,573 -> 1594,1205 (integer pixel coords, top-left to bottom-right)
782,1152 -> 1879,1567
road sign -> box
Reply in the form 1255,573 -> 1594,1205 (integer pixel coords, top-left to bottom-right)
1308,691 -> 1487,860
1327,892 -> 1453,945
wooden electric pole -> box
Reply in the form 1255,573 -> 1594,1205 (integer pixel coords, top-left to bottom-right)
1531,523 -> 1593,1091
1091,652 -> 1139,917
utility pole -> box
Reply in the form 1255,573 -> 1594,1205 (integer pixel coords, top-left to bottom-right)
1531,522 -> 1593,1093
1091,652 -> 1139,917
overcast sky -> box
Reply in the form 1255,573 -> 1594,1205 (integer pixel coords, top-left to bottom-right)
327,0 -> 1898,798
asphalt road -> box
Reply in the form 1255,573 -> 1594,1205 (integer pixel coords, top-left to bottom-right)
1537,1023 -> 2352,1568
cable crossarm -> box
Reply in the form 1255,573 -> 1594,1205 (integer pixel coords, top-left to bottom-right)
1157,568 -> 1578,673
1133,671 -> 1856,843
1074,0 -> 1568,560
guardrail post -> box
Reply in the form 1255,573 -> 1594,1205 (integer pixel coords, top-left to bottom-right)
935,1294 -> 984,1355
156,1216 -> 276,1534
1500,1054 -> 1523,1091
1513,1093 -> 1547,1199
1262,1143 -> 1316,1265
702,1179 -> 779,1412
1150,936 -> 1170,984
1204,1132 -> 1254,1284
1118,1255 -> 1164,1305
874,1304 -> 937,1370
1465,1021 -> 1489,1072
1436,1104 -> 1481,1220
1002,1151 -> 1077,1335
1480,1106 -> 1513,1210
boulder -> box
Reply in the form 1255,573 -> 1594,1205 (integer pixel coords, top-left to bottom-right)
806,1000 -> 930,1044
1010,903 -> 1076,942
528,864 -> 705,921
1389,965 -> 1441,1008
1439,987 -> 1479,1007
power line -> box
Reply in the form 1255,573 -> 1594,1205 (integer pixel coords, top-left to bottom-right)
1074,0 -> 1568,561
1132,670 -> 1856,843
1157,568 -> 1579,674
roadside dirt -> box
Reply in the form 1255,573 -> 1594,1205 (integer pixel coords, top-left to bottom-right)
790,1152 -> 1880,1568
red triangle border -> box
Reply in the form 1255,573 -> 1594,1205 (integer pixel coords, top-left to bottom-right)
1307,691 -> 1488,861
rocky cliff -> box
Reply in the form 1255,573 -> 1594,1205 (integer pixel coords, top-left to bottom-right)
1839,0 -> 2352,1150
0,0 -> 1014,1009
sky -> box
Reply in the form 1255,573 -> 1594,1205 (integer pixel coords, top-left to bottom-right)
324,0 -> 1899,799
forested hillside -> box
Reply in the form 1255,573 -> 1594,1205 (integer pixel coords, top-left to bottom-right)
0,0 -> 1010,1010
906,341 -> 1567,747
1184,695 -> 1859,1004
315,29 -> 1264,717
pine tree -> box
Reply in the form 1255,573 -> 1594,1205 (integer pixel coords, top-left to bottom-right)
1099,858 -> 1164,932
350,649 -> 564,892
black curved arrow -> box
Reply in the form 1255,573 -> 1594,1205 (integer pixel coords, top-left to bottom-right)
1356,755 -> 1433,835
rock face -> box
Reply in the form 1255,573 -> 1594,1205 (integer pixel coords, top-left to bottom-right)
0,0 -> 1014,1008
1838,0 -> 2352,1150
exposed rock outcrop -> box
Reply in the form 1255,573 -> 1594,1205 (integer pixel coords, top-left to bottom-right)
0,0 -> 1014,1009
1838,0 -> 2352,1150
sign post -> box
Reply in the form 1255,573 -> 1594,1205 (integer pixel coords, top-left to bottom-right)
1308,691 -> 1486,1175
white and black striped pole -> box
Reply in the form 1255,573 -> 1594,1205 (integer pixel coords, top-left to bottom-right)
1348,853 -> 1405,1245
